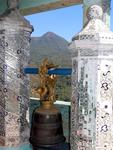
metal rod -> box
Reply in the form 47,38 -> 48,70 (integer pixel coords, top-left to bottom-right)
24,68 -> 72,75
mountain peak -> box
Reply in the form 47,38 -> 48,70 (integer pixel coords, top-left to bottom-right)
42,32 -> 69,44
42,32 -> 58,38
30,32 -> 71,67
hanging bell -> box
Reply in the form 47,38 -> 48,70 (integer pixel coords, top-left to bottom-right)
30,101 -> 65,149
30,59 -> 65,149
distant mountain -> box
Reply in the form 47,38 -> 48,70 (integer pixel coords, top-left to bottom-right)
30,32 -> 71,67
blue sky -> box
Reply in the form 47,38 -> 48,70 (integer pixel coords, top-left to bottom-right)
26,1 -> 113,41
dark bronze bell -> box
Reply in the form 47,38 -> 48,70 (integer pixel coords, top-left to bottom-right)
30,101 -> 65,149
30,59 -> 66,149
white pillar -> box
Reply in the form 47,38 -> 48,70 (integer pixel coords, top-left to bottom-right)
0,0 -> 33,148
70,5 -> 113,150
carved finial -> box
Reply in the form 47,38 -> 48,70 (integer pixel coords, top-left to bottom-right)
87,5 -> 103,20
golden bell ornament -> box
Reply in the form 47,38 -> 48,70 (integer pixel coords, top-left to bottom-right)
30,59 -> 65,149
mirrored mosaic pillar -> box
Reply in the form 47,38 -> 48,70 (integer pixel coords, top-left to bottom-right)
0,0 -> 33,148
70,5 -> 113,150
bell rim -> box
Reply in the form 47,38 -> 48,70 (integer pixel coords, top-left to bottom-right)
29,136 -> 66,148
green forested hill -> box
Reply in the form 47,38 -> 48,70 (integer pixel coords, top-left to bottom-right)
30,32 -> 71,67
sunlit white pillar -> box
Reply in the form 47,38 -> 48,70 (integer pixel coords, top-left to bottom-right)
70,5 -> 113,150
0,0 -> 33,148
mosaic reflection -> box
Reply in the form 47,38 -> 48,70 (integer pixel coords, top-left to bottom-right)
0,4 -> 33,146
